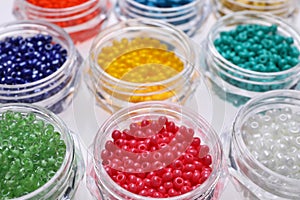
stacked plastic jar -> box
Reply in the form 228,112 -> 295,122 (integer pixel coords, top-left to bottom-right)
212,0 -> 297,18
115,0 -> 210,36
0,103 -> 84,199
204,11 -> 300,106
0,20 -> 83,114
225,90 -> 300,199
87,102 -> 226,199
12,0 -> 111,43
85,19 -> 200,113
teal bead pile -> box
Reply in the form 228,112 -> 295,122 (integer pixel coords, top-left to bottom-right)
214,24 -> 300,73
0,111 -> 66,199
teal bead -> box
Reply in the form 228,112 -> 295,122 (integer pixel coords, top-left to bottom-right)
285,37 -> 294,45
237,32 -> 248,42
256,30 -> 264,39
288,57 -> 299,66
261,39 -> 274,50
282,64 -> 292,71
270,24 -> 278,33
232,56 -> 241,65
258,54 -> 269,64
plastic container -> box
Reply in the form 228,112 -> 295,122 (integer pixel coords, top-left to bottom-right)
86,101 -> 226,199
0,103 -> 84,200
223,90 -> 300,199
0,20 -> 83,114
114,0 -> 211,36
12,0 -> 111,43
203,11 -> 300,107
212,0 -> 297,19
85,19 -> 200,113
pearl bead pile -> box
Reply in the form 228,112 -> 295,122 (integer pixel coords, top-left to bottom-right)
242,107 -> 300,179
102,116 -> 213,198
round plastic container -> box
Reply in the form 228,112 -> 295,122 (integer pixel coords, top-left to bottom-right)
12,0 -> 111,43
114,0 -> 211,36
0,103 -> 84,200
224,90 -> 300,199
212,0 -> 297,18
87,101 -> 226,199
0,20 -> 83,114
85,19 -> 201,113
203,11 -> 300,107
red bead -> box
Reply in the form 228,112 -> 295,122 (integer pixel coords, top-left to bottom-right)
105,140 -> 115,151
183,163 -> 196,172
191,137 -> 201,147
157,185 -> 166,194
194,160 -> 204,171
122,145 -> 130,151
168,188 -> 178,197
192,170 -> 201,184
200,171 -> 211,183
127,174 -> 137,184
128,183 -> 138,193
182,171 -> 193,180
150,146 -> 157,151
141,119 -> 150,127
187,128 -> 195,137
115,139 -> 125,147
151,176 -> 162,188
138,143 -> 148,152
199,145 -> 210,158
146,171 -> 156,179
153,152 -> 162,160
150,135 -> 158,147
173,169 -> 182,178
166,121 -> 176,133
144,178 -> 151,187
172,160 -> 183,170
178,125 -> 187,134
181,185 -> 192,194
101,149 -> 112,160
184,180 -> 192,187
162,171 -> 173,182
173,177 -> 184,190
136,180 -> 145,192
139,189 -> 148,196
158,116 -> 167,125
183,153 -> 194,164
201,155 -> 212,166
128,139 -> 138,148
153,192 -> 163,198
148,188 -> 157,195
163,181 -> 173,190
186,148 -> 198,157
122,184 -> 129,190
112,130 -> 122,140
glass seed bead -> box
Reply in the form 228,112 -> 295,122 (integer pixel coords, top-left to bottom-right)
101,116 -> 213,198
0,111 -> 66,199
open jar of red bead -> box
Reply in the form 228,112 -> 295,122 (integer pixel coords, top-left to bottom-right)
0,103 -> 84,199
87,102 -> 226,199
0,20 -> 83,114
12,0 -> 111,43
85,19 -> 201,113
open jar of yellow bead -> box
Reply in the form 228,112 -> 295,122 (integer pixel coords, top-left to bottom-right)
85,19 -> 200,113
212,0 -> 297,19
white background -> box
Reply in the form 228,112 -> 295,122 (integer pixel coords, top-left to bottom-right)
0,1 -> 299,199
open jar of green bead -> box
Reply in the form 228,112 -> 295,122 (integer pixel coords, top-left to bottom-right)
86,102 -> 226,199
203,11 -> 300,107
222,90 -> 300,199
0,20 -> 83,114
85,19 -> 201,113
0,103 -> 84,199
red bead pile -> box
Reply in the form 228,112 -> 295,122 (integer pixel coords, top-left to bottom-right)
27,0 -> 89,8
102,116 -> 213,198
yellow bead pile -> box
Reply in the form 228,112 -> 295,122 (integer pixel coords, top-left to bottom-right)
97,37 -> 184,103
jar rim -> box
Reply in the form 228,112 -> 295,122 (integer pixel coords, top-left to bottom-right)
0,103 -> 74,199
0,20 -> 76,88
89,18 -> 196,88
93,101 -> 223,199
233,90 -> 300,184
124,0 -> 202,12
208,11 -> 300,76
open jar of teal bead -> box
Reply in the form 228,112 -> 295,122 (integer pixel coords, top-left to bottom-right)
203,11 -> 300,107
0,20 -> 83,114
0,103 -> 84,199
222,90 -> 300,199
114,0 -> 211,36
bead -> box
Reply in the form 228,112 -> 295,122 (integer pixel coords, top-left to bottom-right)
173,177 -> 184,190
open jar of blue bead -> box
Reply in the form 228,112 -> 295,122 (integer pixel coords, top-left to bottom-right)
0,103 -> 84,199
0,20 -> 83,114
203,11 -> 300,107
115,0 -> 211,36
222,90 -> 300,199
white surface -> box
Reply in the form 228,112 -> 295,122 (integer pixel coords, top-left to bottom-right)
0,1 -> 299,199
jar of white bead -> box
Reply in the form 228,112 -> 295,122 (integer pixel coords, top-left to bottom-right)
225,90 -> 300,199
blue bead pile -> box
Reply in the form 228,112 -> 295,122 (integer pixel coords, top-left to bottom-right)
134,0 -> 193,8
214,24 -> 300,73
0,34 -> 67,85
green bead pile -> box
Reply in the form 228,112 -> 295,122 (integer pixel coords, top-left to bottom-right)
214,24 -> 300,72
0,111 -> 66,199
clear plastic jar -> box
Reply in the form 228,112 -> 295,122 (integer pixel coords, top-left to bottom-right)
86,101 -> 226,200
0,20 -> 83,114
203,11 -> 300,107
12,0 -> 111,43
114,0 -> 211,36
212,0 -> 297,18
223,90 -> 300,199
0,103 -> 84,200
85,19 -> 200,113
